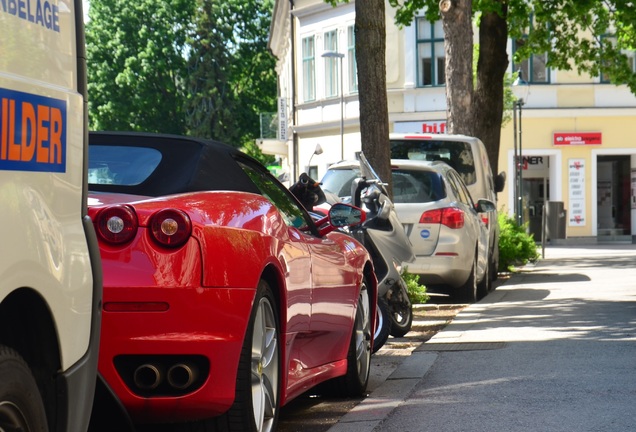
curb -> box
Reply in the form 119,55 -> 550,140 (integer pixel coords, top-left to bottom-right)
326,351 -> 438,432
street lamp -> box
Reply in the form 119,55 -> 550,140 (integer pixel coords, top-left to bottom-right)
306,143 -> 323,174
322,51 -> 345,160
512,69 -> 529,226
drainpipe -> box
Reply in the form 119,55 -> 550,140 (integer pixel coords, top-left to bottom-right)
290,0 -> 298,182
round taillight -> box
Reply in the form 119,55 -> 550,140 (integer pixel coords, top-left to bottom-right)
149,209 -> 192,248
96,205 -> 138,244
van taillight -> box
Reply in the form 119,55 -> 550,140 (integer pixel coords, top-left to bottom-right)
420,208 -> 464,229
149,209 -> 192,248
95,205 -> 138,244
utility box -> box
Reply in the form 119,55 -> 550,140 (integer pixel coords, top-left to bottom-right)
546,201 -> 567,240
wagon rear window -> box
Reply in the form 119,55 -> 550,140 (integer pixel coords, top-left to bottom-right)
390,139 -> 476,185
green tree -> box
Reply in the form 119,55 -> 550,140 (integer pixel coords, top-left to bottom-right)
86,0 -> 193,133
390,0 -> 636,174
86,0 -> 277,166
185,0 -> 277,152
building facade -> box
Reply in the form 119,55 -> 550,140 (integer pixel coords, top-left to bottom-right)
268,0 -> 636,242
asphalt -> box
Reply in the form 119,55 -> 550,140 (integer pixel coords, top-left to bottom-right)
327,243 -> 636,432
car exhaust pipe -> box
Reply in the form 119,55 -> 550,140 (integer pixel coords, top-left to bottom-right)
167,363 -> 198,390
133,364 -> 163,390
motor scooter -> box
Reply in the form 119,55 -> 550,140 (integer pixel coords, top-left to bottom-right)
346,154 -> 415,353
290,155 -> 415,353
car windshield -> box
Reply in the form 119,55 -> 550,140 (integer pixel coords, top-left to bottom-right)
390,139 -> 476,185
391,168 -> 445,204
89,145 -> 162,186
321,167 -> 361,197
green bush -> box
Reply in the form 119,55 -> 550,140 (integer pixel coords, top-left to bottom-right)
498,213 -> 540,272
402,268 -> 430,304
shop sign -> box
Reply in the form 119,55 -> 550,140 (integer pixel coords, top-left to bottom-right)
394,121 -> 447,134
278,97 -> 287,141
568,159 -> 586,226
520,155 -> 546,171
553,132 -> 602,146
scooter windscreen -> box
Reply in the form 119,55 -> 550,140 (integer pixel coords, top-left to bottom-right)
359,153 -> 381,183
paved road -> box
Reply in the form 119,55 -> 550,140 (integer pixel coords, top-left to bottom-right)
329,244 -> 636,432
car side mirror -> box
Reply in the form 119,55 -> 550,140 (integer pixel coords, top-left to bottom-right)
494,171 -> 506,193
475,199 -> 496,213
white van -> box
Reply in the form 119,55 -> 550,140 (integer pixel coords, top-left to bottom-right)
0,1 -> 102,430
390,133 -> 506,285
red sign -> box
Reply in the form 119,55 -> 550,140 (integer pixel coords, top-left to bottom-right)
553,132 -> 602,146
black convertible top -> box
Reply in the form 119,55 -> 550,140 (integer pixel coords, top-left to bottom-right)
88,131 -> 265,197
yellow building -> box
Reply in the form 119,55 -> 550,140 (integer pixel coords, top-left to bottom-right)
268,1 -> 636,243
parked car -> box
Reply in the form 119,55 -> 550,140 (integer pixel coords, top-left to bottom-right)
322,159 -> 496,303
87,131 -> 377,432
390,133 -> 506,285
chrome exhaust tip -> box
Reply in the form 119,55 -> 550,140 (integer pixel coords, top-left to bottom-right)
133,364 -> 163,390
167,363 -> 198,390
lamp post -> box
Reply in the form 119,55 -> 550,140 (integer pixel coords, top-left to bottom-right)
512,69 -> 529,226
322,51 -> 345,160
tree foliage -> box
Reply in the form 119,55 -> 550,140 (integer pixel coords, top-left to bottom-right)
86,0 -> 277,163
86,0 -> 193,133
185,0 -> 277,149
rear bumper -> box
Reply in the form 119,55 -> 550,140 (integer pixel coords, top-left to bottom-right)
406,255 -> 471,288
98,285 -> 256,424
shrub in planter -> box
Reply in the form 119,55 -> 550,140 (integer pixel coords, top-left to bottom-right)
402,268 -> 430,304
498,213 -> 540,272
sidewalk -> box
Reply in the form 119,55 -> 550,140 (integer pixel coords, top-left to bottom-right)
328,244 -> 636,432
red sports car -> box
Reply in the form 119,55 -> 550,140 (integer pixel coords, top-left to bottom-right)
87,132 -> 377,431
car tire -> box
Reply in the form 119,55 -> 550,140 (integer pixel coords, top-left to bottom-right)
204,280 -> 281,432
372,298 -> 391,354
490,241 -> 499,282
456,254 -> 477,303
331,277 -> 372,397
0,345 -> 48,432
476,255 -> 491,300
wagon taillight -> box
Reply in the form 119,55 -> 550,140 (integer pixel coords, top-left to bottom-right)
419,207 -> 465,229
149,209 -> 192,248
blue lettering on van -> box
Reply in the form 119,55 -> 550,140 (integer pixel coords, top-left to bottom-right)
0,0 -> 60,33
0,88 -> 67,173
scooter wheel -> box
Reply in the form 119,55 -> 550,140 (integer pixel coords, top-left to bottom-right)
372,298 -> 391,353
389,301 -> 413,338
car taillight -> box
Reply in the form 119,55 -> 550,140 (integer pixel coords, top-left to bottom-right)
480,215 -> 489,225
419,208 -> 465,229
149,209 -> 192,248
95,205 -> 138,244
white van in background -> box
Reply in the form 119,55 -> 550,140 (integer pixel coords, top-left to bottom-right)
0,1 -> 102,430
390,133 -> 506,285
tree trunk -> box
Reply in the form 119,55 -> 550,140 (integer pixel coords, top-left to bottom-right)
473,4 -> 509,176
355,0 -> 392,195
440,0 -> 473,136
